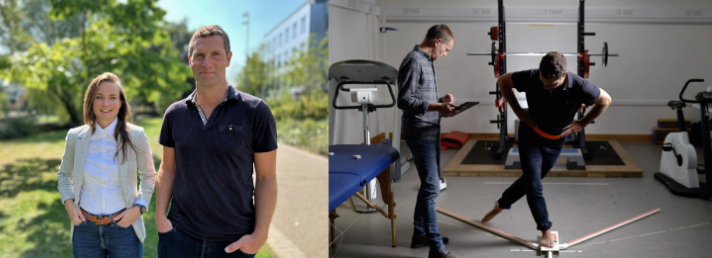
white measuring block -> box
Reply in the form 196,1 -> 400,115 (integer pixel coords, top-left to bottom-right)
539,231 -> 559,257
504,148 -> 586,170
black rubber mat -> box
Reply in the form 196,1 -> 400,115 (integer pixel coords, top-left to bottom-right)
462,140 -> 513,165
461,140 -> 625,165
580,141 -> 625,165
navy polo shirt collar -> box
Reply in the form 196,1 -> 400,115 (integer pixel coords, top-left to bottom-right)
185,85 -> 241,105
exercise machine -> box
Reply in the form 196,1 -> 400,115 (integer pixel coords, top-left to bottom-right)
468,0 -> 618,161
655,79 -> 712,198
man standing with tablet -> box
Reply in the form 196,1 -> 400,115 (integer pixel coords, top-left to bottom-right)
397,24 -> 458,258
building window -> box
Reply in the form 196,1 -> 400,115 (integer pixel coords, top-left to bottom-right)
293,23 -> 297,39
285,28 -> 289,43
279,33 -> 282,47
301,17 -> 306,34
301,42 -> 305,50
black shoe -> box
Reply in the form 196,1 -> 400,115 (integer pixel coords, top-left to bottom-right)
410,235 -> 449,248
428,252 -> 456,258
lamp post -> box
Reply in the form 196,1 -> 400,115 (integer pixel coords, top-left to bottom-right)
243,12 -> 249,93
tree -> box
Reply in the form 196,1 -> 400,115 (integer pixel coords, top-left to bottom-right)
235,44 -> 278,98
0,0 -> 36,54
283,35 -> 328,97
0,0 -> 191,125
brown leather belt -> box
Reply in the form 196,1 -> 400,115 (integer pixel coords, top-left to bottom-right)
81,208 -> 125,226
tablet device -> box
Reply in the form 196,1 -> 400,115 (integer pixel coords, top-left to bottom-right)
451,101 -> 479,117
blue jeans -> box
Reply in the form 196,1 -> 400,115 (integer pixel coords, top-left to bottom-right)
158,227 -> 255,258
498,128 -> 564,231
72,220 -> 142,258
406,138 -> 446,255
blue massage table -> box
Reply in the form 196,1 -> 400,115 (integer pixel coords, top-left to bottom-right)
329,144 -> 399,247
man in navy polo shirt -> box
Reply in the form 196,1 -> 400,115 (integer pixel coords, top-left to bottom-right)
480,52 -> 611,248
155,25 -> 278,258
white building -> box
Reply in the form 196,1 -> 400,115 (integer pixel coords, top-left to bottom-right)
262,0 -> 328,70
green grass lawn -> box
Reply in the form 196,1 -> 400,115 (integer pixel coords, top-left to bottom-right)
0,117 -> 277,258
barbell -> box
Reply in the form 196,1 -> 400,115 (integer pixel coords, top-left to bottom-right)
469,42 -> 618,78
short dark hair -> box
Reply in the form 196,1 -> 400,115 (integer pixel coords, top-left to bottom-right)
425,24 -> 454,43
539,52 -> 567,79
189,25 -> 230,57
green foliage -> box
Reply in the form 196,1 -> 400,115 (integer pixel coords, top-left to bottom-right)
282,35 -> 329,97
235,45 -> 278,98
0,116 -> 39,139
0,0 -> 192,126
0,89 -> 9,117
0,0 -> 36,53
268,90 -> 328,121
275,118 -> 328,155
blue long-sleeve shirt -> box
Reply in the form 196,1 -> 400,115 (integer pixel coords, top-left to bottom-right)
397,45 -> 442,141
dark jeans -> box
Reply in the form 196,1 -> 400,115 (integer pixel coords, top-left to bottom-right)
498,131 -> 564,231
157,227 -> 255,258
72,220 -> 142,258
406,138 -> 447,255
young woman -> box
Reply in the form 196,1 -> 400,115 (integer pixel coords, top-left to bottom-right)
57,72 -> 156,257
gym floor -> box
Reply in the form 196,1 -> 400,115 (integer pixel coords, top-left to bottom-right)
329,142 -> 712,258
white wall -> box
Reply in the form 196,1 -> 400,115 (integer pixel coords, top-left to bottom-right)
330,0 -> 712,144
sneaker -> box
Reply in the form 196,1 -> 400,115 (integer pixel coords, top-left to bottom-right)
439,176 -> 447,191
417,177 -> 448,191
410,234 -> 449,248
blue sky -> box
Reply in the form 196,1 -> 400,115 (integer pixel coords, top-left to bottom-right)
157,0 -> 308,82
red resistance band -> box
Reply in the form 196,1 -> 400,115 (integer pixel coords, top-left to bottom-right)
533,127 -> 562,140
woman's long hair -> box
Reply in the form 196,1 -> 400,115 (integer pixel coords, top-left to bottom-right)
82,72 -> 137,164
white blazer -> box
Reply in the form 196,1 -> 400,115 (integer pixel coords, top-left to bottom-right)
57,123 -> 157,243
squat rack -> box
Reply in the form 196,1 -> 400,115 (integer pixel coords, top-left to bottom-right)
468,0 -> 619,160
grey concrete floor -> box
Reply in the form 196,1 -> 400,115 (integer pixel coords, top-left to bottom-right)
329,142 -> 712,258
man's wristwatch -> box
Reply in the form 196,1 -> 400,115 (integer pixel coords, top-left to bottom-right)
133,203 -> 147,214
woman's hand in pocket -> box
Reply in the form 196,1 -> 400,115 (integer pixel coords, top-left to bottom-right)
64,199 -> 85,225
114,207 -> 141,228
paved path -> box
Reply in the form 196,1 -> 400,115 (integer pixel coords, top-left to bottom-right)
266,144 -> 328,258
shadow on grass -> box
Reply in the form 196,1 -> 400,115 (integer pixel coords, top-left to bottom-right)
0,210 -> 7,232
16,198 -> 74,258
0,157 -> 73,257
0,158 -> 62,199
